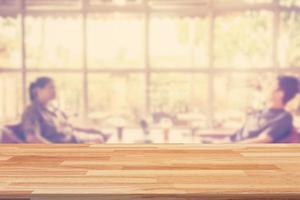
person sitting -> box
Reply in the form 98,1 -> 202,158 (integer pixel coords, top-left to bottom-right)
21,77 -> 110,144
203,76 -> 299,144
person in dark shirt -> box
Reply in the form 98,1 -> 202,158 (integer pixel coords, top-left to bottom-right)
203,76 -> 299,144
21,77 -> 110,144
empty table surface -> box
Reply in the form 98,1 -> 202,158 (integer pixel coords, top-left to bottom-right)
0,144 -> 300,200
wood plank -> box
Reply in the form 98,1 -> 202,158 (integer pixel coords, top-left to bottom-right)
0,144 -> 300,200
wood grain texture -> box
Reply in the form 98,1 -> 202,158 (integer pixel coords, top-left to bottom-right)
0,144 -> 300,200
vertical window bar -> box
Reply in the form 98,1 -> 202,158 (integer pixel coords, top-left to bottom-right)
21,0 -> 27,109
145,0 -> 150,115
83,0 -> 88,120
273,0 -> 280,73
207,0 -> 215,129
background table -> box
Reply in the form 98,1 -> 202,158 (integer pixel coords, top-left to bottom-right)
104,128 -> 235,143
0,144 -> 300,200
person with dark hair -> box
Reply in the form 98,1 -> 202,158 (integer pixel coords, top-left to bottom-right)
21,77 -> 110,144
203,76 -> 299,144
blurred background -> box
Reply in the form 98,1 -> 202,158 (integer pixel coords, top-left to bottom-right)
0,0 -> 300,143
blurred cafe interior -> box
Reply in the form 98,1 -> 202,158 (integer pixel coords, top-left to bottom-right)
0,0 -> 300,144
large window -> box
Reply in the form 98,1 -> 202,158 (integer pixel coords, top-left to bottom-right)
1,0 -> 300,130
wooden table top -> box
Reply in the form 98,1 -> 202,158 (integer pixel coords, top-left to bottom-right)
1,144 -> 300,200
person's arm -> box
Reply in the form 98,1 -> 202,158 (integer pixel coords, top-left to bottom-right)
203,130 -> 272,144
73,128 -> 111,143
52,106 -> 111,143
54,107 -> 103,135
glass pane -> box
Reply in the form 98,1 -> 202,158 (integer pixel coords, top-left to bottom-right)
280,0 -> 300,7
25,16 -> 83,69
88,73 -> 145,126
87,14 -> 144,69
150,73 -> 208,128
279,12 -> 300,68
214,11 -> 272,68
27,73 -> 84,117
214,73 -> 276,129
150,17 -> 208,68
0,16 -> 21,68
0,73 -> 22,123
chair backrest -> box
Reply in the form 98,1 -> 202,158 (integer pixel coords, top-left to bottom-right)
1,124 -> 25,143
280,128 -> 299,143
